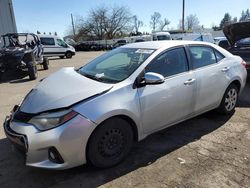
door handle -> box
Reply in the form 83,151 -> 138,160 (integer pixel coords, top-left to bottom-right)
184,78 -> 196,85
221,67 -> 230,72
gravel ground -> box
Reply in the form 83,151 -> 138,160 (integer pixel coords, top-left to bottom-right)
0,52 -> 249,188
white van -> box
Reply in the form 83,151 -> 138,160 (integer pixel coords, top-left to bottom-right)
38,35 -> 75,58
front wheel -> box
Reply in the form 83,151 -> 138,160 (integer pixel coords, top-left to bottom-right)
217,84 -> 238,114
87,118 -> 134,168
27,62 -> 37,80
65,51 -> 72,58
42,57 -> 49,70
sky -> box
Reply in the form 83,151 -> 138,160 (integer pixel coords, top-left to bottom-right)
12,0 -> 249,37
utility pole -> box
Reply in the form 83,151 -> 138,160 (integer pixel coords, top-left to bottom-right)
182,0 -> 185,32
71,13 -> 76,36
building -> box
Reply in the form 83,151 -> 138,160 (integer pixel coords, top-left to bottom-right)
0,0 -> 17,36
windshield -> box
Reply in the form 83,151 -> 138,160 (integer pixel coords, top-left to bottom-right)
0,34 -> 35,48
78,48 -> 155,83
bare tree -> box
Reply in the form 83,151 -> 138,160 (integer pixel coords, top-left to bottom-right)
159,18 -> 170,31
133,15 -> 144,34
177,19 -> 183,30
103,6 -> 132,39
185,14 -> 200,30
74,5 -> 132,40
150,12 -> 161,31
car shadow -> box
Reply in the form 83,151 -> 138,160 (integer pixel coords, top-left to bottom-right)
0,111 -> 232,188
49,57 -> 63,61
0,71 -> 30,84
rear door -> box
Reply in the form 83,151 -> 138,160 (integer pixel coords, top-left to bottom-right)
138,47 -> 196,134
188,45 -> 228,113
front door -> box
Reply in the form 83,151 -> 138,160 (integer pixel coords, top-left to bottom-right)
138,47 -> 196,134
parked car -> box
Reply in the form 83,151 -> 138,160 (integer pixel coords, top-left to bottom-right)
0,33 -> 49,81
75,42 -> 111,51
4,41 -> 247,169
214,37 -> 227,45
135,38 -> 145,43
113,39 -> 127,48
223,21 -> 250,71
217,38 -> 230,50
38,35 -> 75,59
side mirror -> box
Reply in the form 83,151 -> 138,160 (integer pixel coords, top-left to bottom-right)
144,72 -> 165,85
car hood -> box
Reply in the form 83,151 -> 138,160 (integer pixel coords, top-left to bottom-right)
223,21 -> 250,46
20,67 -> 113,114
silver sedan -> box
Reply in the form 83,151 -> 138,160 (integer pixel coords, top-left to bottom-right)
4,41 -> 247,169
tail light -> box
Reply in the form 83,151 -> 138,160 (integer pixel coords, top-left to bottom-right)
241,60 -> 247,68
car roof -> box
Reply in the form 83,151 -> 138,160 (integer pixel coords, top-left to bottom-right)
38,34 -> 59,38
121,40 -> 214,50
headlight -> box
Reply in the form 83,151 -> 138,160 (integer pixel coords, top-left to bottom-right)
28,109 -> 78,131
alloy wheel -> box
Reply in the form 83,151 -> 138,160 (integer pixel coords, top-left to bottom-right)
225,88 -> 237,111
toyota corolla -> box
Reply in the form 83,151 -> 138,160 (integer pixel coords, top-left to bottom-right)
4,41 -> 247,169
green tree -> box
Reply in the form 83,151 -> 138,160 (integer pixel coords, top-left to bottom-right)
219,13 -> 232,29
239,9 -> 250,22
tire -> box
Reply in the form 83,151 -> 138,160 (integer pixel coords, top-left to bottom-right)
59,56 -> 64,59
42,57 -> 49,70
27,62 -> 37,80
87,117 -> 134,168
65,51 -> 72,58
217,84 -> 238,114
0,72 -> 3,82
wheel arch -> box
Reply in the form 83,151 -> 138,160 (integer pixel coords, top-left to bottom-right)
89,114 -> 139,143
65,50 -> 73,55
229,79 -> 241,92
85,114 -> 139,164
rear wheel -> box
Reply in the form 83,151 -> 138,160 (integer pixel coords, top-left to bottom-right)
87,118 -> 134,168
65,51 -> 72,58
217,84 -> 238,114
42,57 -> 49,70
0,72 -> 3,82
27,62 -> 37,80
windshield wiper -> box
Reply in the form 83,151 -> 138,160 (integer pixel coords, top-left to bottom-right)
81,72 -> 117,84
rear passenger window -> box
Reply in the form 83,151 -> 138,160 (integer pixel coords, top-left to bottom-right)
145,47 -> 188,77
214,50 -> 225,62
40,37 -> 55,45
190,46 -> 216,69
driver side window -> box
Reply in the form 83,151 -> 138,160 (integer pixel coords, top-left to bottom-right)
56,39 -> 68,47
145,47 -> 189,77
